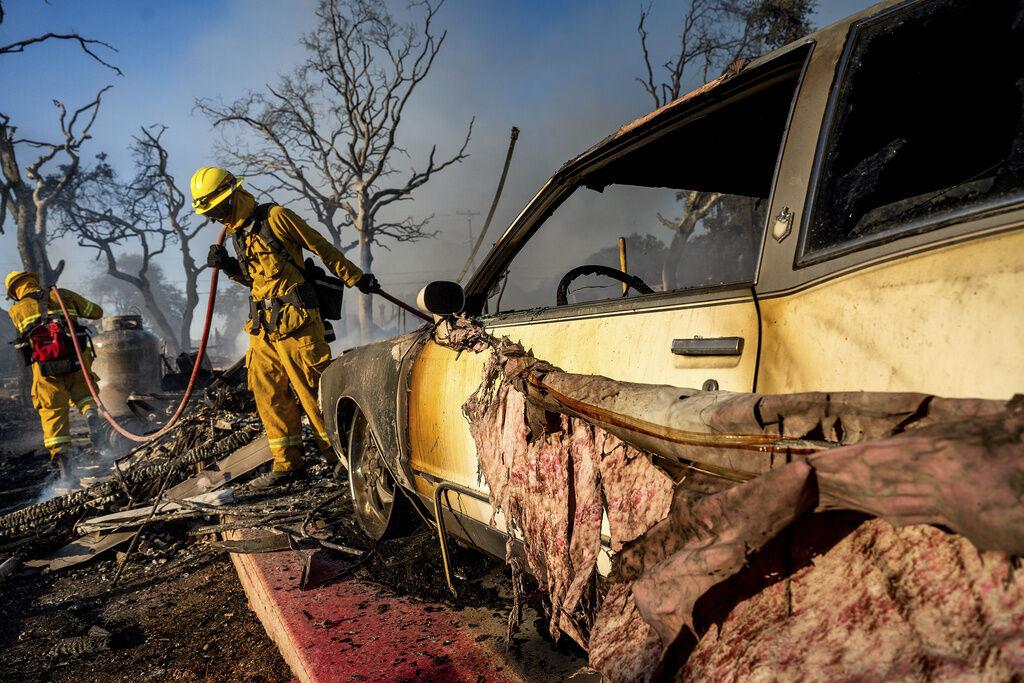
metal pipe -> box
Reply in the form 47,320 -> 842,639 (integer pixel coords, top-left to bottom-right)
432,481 -> 491,597
373,287 -> 432,322
456,127 -> 520,283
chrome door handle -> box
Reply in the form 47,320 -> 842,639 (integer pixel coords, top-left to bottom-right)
671,337 -> 744,356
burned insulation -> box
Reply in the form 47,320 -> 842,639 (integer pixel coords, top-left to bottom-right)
442,317 -> 1024,681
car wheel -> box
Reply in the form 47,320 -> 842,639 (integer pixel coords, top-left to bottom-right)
347,408 -> 414,540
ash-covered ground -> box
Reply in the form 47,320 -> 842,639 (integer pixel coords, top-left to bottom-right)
0,393 -> 584,682
0,396 -> 290,682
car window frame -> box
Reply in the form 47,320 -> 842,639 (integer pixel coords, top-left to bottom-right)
794,0 -> 1024,269
463,42 -> 816,325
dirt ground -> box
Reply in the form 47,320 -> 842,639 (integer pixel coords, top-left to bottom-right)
0,401 -> 290,682
0,551 -> 292,682
0,398 -> 581,682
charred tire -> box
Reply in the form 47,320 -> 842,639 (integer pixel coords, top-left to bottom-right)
347,408 -> 415,541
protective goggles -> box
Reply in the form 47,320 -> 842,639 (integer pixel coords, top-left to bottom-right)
192,176 -> 237,211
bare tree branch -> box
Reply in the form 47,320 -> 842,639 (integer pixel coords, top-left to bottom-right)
131,124 -> 215,350
0,32 -> 123,75
50,147 -> 184,352
636,0 -> 814,288
0,0 -> 123,76
1,86 -> 111,286
198,0 -> 471,339
21,85 -> 112,210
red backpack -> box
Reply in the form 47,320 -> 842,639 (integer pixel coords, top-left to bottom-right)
23,291 -> 82,376
29,318 -> 75,363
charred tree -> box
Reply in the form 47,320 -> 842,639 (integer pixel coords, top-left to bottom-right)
0,0 -> 121,286
0,88 -> 111,290
53,159 -> 182,354
198,0 -> 472,340
636,0 -> 813,289
131,125 -> 213,352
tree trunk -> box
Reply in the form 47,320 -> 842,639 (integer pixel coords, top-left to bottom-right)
357,230 -> 374,343
31,204 -> 62,288
661,216 -> 698,292
140,282 -> 181,356
660,191 -> 723,291
180,279 -> 198,354
180,249 -> 200,353
13,200 -> 53,282
2,128 -> 58,284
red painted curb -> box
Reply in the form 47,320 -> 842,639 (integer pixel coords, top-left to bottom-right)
231,544 -> 521,683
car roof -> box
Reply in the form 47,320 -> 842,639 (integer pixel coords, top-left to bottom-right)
551,0 -> 902,183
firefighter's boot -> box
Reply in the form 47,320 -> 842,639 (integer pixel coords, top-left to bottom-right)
51,448 -> 81,488
50,451 -> 70,478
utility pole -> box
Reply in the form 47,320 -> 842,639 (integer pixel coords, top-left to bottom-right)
456,210 -> 481,271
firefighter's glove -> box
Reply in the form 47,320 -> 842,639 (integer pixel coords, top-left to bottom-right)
207,244 -> 243,279
355,273 -> 379,294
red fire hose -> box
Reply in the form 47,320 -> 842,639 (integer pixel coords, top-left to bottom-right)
53,224 -> 432,443
52,226 -> 229,443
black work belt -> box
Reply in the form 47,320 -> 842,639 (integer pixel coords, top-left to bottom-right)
248,283 -> 318,334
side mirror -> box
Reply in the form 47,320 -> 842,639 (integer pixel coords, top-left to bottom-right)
417,281 -> 465,316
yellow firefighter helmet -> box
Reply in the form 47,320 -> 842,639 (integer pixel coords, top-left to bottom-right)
5,270 -> 37,300
190,167 -> 243,215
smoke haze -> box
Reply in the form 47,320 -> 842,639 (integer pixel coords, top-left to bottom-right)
0,0 -> 877,354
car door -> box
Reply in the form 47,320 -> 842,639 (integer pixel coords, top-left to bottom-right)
757,0 -> 1024,399
405,43 -> 815,529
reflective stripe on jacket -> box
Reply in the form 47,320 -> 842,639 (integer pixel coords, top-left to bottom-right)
8,281 -> 103,335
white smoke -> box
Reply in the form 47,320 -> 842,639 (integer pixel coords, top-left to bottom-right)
34,442 -> 125,505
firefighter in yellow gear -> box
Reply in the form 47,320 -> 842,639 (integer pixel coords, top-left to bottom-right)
190,167 -> 377,489
5,271 -> 104,464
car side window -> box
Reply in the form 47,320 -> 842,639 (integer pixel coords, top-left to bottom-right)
491,186 -> 765,313
488,47 -> 809,315
799,0 -> 1024,264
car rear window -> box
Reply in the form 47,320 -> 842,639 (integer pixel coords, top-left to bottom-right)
799,0 -> 1024,264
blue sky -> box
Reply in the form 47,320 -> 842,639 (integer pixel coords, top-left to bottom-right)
0,0 -> 878,334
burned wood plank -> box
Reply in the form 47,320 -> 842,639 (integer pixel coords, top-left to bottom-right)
164,435 -> 272,500
76,489 -> 234,534
23,531 -> 135,571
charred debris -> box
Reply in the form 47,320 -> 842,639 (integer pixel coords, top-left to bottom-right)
1,368 -> 419,623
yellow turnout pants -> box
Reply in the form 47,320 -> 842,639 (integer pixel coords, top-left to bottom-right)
31,357 -> 97,457
246,318 -> 334,472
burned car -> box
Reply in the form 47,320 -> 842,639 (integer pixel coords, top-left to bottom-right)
321,0 -> 1024,572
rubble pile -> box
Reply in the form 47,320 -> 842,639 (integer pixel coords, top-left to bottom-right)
445,317 -> 1024,681
0,383 -> 262,556
0,352 -> 511,680
0,368 -> 499,609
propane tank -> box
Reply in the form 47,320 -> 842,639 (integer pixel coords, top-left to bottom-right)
92,315 -> 162,416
